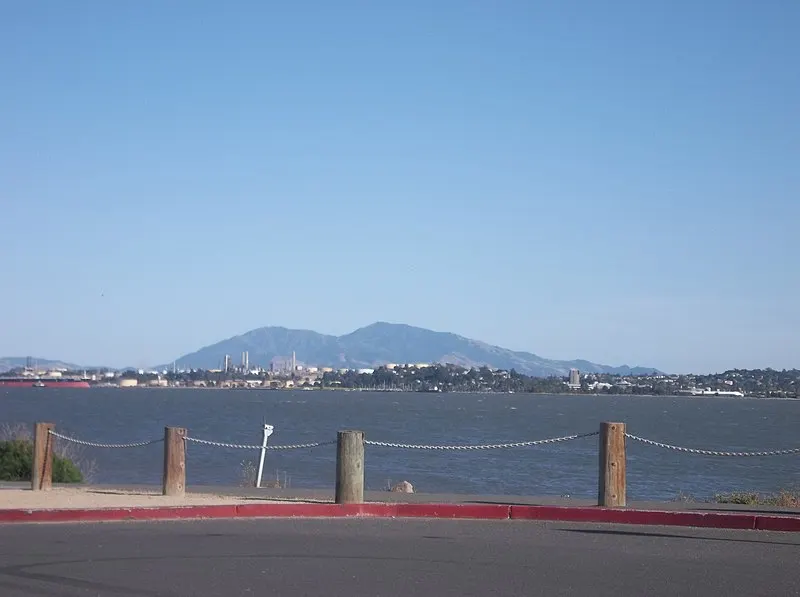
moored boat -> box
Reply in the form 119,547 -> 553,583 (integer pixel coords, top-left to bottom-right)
0,377 -> 91,388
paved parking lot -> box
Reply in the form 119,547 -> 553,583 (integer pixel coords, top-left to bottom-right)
1,518 -> 798,596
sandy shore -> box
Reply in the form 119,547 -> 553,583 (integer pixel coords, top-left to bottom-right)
0,487 -> 281,510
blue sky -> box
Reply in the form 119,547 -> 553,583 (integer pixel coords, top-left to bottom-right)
1,1 -> 798,373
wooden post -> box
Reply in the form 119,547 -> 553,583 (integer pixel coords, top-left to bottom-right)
335,430 -> 365,504
162,427 -> 187,497
32,422 -> 55,491
598,422 -> 626,507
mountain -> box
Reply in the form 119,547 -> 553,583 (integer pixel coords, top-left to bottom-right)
0,357 -> 83,374
168,322 -> 661,377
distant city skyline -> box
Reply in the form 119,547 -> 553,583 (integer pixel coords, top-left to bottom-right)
1,1 -> 798,373
1,320 -> 797,376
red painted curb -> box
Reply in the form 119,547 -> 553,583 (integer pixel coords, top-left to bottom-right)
396,504 -> 511,519
755,515 -> 800,532
235,503 -> 398,518
0,503 -> 798,531
509,505 -> 758,530
0,505 -> 241,523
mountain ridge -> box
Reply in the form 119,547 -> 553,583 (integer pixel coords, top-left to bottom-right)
166,322 -> 661,377
0,357 -> 84,373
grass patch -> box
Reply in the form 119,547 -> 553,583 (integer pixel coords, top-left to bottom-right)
0,422 -> 97,483
713,489 -> 800,508
0,439 -> 84,483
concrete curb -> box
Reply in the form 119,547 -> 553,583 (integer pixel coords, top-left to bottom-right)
1,503 -> 799,530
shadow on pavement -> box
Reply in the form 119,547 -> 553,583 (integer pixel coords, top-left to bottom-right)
559,528 -> 800,547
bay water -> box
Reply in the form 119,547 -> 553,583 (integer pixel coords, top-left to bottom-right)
2,388 -> 798,501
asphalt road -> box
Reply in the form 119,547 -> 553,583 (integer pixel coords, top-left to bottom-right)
0,519 -> 798,596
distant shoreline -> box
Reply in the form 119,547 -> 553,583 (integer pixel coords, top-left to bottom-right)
74,386 -> 800,400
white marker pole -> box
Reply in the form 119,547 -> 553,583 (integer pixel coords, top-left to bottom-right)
255,423 -> 274,488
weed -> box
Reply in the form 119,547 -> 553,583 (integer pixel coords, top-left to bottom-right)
672,490 -> 697,503
714,489 -> 800,507
0,422 -> 98,483
239,460 -> 291,488
239,460 -> 257,487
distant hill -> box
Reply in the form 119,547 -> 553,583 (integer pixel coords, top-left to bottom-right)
0,357 -> 83,373
167,322 -> 661,377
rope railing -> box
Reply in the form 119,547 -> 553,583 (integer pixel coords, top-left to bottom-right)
31,422 -> 800,508
184,436 -> 335,450
46,427 -> 800,457
364,431 -> 599,450
624,433 -> 800,457
48,429 -> 163,449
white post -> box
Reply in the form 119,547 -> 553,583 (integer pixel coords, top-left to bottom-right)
255,423 -> 274,488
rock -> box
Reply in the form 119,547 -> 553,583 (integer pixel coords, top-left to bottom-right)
390,481 -> 414,493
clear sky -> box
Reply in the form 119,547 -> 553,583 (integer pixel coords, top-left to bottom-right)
1,1 -> 798,374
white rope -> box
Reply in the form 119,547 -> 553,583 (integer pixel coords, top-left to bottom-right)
625,433 -> 800,457
47,427 -> 800,457
364,431 -> 599,450
48,430 -> 163,449
184,436 -> 336,450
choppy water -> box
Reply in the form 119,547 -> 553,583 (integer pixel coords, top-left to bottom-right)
2,388 -> 799,500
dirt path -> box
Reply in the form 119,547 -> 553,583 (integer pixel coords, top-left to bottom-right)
0,487 -> 279,510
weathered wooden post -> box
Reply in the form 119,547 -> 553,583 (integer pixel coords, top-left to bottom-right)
32,422 -> 55,491
162,427 -> 187,497
335,430 -> 365,504
599,422 -> 626,507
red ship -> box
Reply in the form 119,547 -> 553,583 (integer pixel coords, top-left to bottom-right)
0,377 -> 91,388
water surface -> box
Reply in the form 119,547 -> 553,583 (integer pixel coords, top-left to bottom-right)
2,388 -> 798,500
